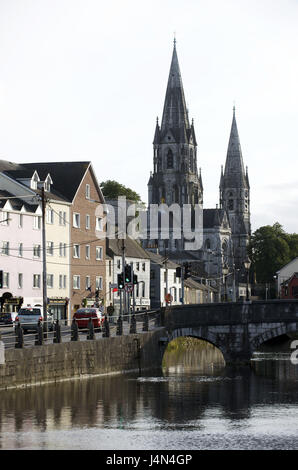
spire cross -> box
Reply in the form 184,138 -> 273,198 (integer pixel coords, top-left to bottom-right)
173,32 -> 176,48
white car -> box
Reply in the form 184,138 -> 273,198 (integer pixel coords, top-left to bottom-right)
15,307 -> 54,332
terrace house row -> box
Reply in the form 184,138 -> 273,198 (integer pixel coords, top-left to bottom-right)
0,160 -> 106,320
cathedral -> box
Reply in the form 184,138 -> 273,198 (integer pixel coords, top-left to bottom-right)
143,41 -> 251,297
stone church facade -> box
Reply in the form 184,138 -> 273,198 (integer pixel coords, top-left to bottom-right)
143,41 -> 251,295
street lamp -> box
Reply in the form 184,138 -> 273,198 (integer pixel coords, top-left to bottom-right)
243,256 -> 251,301
222,263 -> 229,302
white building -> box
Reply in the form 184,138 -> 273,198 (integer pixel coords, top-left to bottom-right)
276,258 -> 298,298
147,250 -> 182,308
106,237 -> 151,315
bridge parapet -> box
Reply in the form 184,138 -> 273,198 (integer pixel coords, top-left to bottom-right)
164,300 -> 298,329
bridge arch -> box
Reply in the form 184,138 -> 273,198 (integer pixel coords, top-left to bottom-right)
166,327 -> 227,364
250,322 -> 298,352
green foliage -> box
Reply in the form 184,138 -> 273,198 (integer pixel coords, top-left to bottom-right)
100,180 -> 142,203
249,222 -> 298,283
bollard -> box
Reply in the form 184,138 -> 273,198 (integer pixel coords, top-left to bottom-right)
15,324 -> 24,349
71,318 -> 79,341
142,312 -> 149,331
53,320 -> 62,343
130,314 -> 136,334
103,315 -> 110,338
87,318 -> 95,340
116,316 -> 123,336
35,322 -> 44,345
155,311 -> 160,327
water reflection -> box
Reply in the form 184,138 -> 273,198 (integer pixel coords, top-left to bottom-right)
0,339 -> 298,449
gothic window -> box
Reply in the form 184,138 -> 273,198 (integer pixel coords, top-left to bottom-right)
190,149 -> 194,172
205,239 -> 211,249
228,199 -> 234,210
167,149 -> 174,169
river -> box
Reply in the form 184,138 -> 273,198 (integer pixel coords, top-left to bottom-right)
0,338 -> 298,450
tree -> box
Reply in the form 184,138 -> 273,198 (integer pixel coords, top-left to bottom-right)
248,222 -> 294,283
100,180 -> 142,203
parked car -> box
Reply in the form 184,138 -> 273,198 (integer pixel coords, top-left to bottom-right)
0,312 -> 18,325
73,308 -> 104,331
15,307 -> 54,332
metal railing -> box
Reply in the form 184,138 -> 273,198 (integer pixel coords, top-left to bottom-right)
0,310 -> 161,350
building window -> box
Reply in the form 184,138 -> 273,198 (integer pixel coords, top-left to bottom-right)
85,245 -> 90,260
167,149 -> 174,169
73,244 -> 80,258
117,259 -> 121,270
2,241 -> 9,256
46,209 -> 54,224
19,214 -> 23,228
136,262 -> 140,271
96,246 -> 103,260
73,275 -> 80,289
33,274 -> 41,288
59,211 -> 67,225
47,274 -> 54,288
18,243 -> 23,257
59,243 -> 67,257
86,184 -> 90,199
85,276 -> 91,290
33,216 -> 41,230
95,217 -> 103,231
3,272 -> 9,288
46,241 -> 54,256
59,275 -> 67,289
73,213 -> 80,228
142,263 -> 146,272
228,199 -> 234,210
33,244 -> 41,258
96,276 -> 103,290
0,211 -> 9,226
18,273 -> 23,289
86,214 -> 90,230
109,260 -> 112,277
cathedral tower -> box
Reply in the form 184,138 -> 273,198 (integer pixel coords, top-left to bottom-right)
147,41 -> 203,252
220,107 -> 251,269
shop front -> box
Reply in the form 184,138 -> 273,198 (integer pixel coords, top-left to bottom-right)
48,298 -> 69,323
0,293 -> 24,313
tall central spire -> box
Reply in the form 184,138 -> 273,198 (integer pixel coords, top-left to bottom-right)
160,42 -> 190,137
223,107 -> 247,188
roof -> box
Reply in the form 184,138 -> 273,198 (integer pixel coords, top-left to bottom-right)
146,250 -> 179,269
277,257 -> 298,274
0,189 -> 38,212
203,208 -> 227,229
107,237 -> 150,260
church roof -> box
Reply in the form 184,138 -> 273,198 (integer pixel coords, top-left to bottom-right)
203,208 -> 227,228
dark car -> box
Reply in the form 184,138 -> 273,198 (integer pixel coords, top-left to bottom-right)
73,308 -> 103,331
0,312 -> 18,325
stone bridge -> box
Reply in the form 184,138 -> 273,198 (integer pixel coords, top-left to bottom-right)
160,300 -> 298,364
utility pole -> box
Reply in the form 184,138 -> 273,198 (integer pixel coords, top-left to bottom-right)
122,238 -> 126,314
41,187 -> 48,336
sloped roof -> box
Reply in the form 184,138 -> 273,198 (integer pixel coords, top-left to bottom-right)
107,237 -> 150,260
146,250 -> 179,269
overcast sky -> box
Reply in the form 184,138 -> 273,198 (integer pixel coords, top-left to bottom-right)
0,0 -> 297,233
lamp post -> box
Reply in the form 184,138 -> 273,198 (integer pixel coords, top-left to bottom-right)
222,263 -> 229,302
243,256 -> 251,301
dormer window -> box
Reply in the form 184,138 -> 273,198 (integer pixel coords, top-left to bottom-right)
30,171 -> 40,190
44,174 -> 53,192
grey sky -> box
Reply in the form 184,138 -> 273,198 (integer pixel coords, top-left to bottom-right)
0,0 -> 297,233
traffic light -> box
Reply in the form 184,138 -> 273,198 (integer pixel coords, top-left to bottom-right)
124,264 -> 132,283
184,262 -> 191,279
117,273 -> 124,289
176,267 -> 182,278
0,270 -> 3,288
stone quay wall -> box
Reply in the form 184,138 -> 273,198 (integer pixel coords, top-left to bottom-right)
0,329 -> 166,390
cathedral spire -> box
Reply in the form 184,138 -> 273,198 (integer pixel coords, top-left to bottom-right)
223,107 -> 247,189
160,42 -> 190,140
